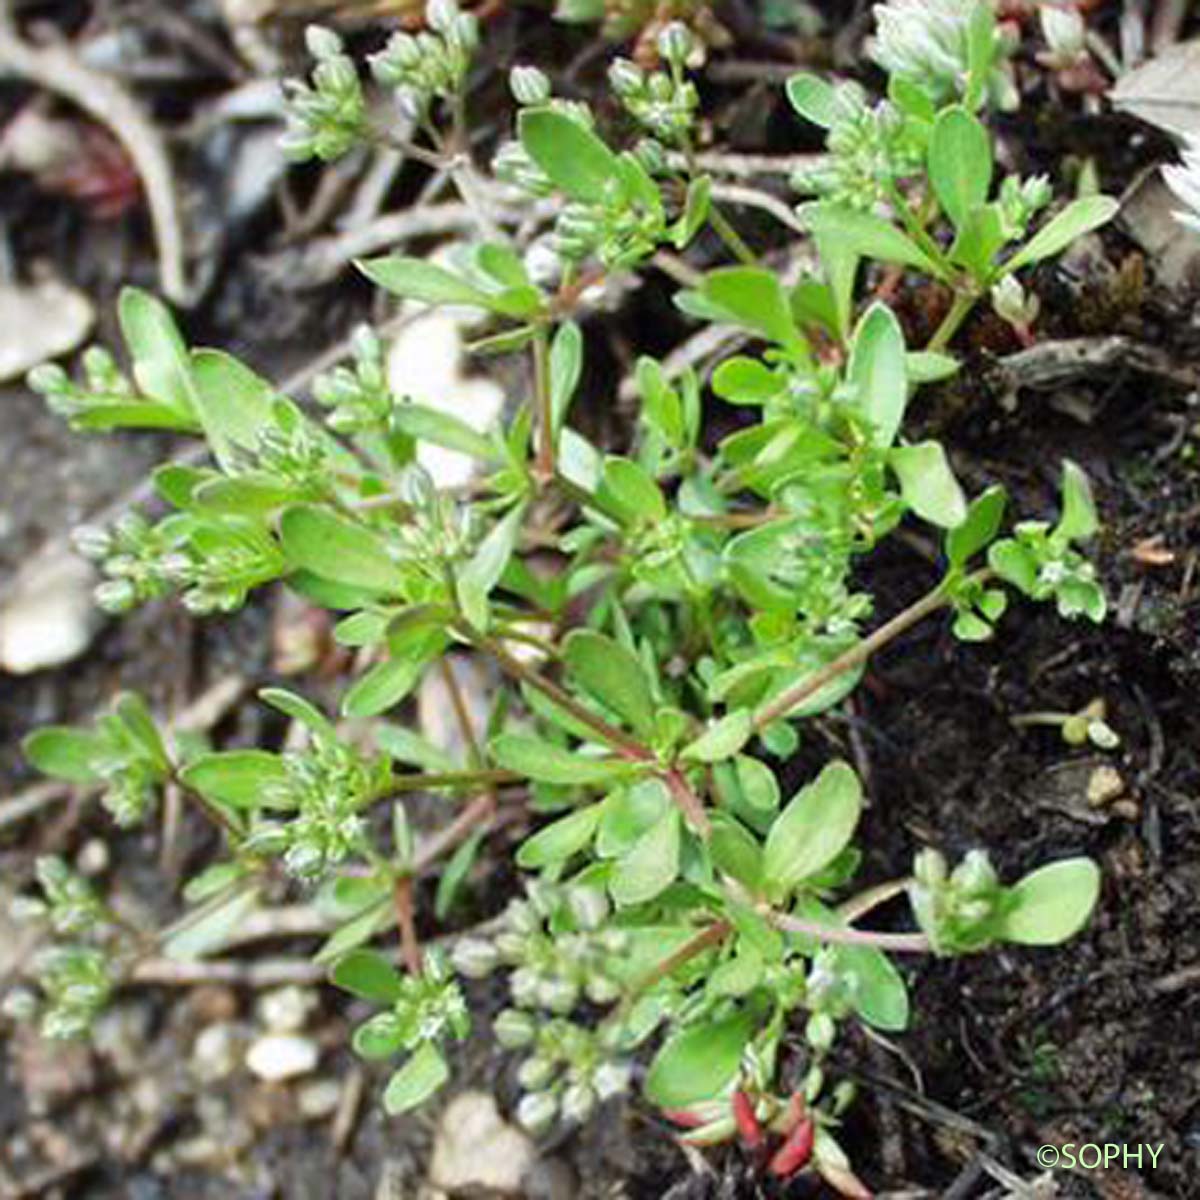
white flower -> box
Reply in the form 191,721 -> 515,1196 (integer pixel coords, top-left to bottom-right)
1162,138 -> 1200,235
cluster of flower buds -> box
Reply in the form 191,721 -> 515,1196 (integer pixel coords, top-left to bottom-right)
282,26 -> 368,163
250,737 -> 387,883
909,847 -> 1005,954
313,326 -> 395,436
155,517 -> 285,616
869,0 -> 1019,112
72,510 -> 178,615
607,24 -> 700,145
992,519 -> 1106,622
351,949 -> 470,1056
452,883 -> 627,1014
996,173 -> 1052,239
791,83 -> 923,210
392,464 -> 478,577
27,346 -> 139,427
370,0 -> 479,121
13,857 -> 109,937
493,1010 -> 633,1133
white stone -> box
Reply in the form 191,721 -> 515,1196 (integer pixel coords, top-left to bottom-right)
0,277 -> 94,381
0,549 -> 100,674
428,1091 -> 535,1194
245,1032 -> 318,1082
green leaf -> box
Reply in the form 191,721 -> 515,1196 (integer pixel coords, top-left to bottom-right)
710,357 -> 784,406
906,351 -> 960,384
518,108 -> 620,201
549,322 -> 583,433
1057,460 -> 1099,542
563,629 -> 656,739
597,779 -> 670,859
964,0 -> 999,111
762,761 -> 862,899
638,357 -> 685,443
390,403 -> 498,462
457,504 -> 525,631
341,640 -> 438,718
836,944 -> 909,1031
315,901 -> 392,964
644,1010 -> 753,1108
356,256 -> 498,311
681,710 -> 751,764
164,884 -> 260,960
610,808 -> 681,907
1002,196 -> 1119,274
117,287 -> 196,419
354,1012 -> 406,1060
890,441 -> 967,528
702,267 -> 809,362
786,72 -> 838,128
260,687 -> 337,738
947,203 -> 1006,281
383,1044 -> 450,1114
597,457 -> 666,525
114,692 -> 171,773
848,303 -> 907,449
189,350 -> 279,470
23,728 -> 105,783
280,505 -> 406,593
673,175 -> 712,249
708,812 -> 763,890
435,830 -> 483,919
1001,858 -> 1100,945
803,206 -> 945,277
331,948 -> 403,1003
490,734 -> 636,785
946,485 -> 1007,568
928,107 -> 992,231
516,803 -> 603,868
179,750 -> 290,808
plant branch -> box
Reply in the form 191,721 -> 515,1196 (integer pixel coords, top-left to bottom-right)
752,578 -> 955,732
927,289 -> 979,353
768,910 -> 931,953
532,326 -> 555,485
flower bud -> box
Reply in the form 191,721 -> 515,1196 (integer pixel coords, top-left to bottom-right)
72,525 -> 112,560
593,1060 -> 631,1099
27,363 -> 69,394
656,21 -> 696,67
537,976 -> 579,1014
425,0 -> 459,33
451,936 -> 499,978
805,1011 -> 836,1052
516,1089 -> 558,1135
608,58 -> 645,99
509,967 -> 540,1008
94,579 -> 137,614
584,975 -> 621,1006
561,1081 -> 597,1124
1040,6 -> 1086,62
494,1008 -> 537,1048
913,847 -> 947,888
305,25 -> 343,60
518,1054 -> 557,1090
510,66 -> 550,106
951,849 -> 997,898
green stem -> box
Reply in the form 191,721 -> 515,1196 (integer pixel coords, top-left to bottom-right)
886,182 -> 953,280
708,203 -> 758,267
927,289 -> 979,353
388,768 -> 521,793
837,877 -> 913,924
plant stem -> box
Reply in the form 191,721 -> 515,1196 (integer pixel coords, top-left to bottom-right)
708,203 -> 759,266
837,877 -> 913,924
927,289 -> 979,353
752,578 -> 955,732
768,910 -> 930,954
532,326 -> 555,485
393,875 -> 423,976
480,634 -> 651,761
624,919 -> 732,1007
388,768 -> 522,794
886,182 -> 952,280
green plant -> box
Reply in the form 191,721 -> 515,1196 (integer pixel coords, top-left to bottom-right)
13,3 -> 1114,1192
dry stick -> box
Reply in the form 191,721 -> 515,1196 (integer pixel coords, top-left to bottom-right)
393,875 -> 423,976
752,579 -> 956,732
0,0 -> 188,303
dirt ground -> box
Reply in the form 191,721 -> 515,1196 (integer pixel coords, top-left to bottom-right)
2,1 -> 1200,1197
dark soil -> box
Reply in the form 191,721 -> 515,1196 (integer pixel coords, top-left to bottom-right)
3,2 -> 1200,1198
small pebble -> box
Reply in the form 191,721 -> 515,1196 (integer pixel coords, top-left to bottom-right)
192,1023 -> 241,1083
258,985 -> 317,1034
297,1078 -> 342,1120
245,1032 -> 319,1082
429,1092 -> 535,1194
